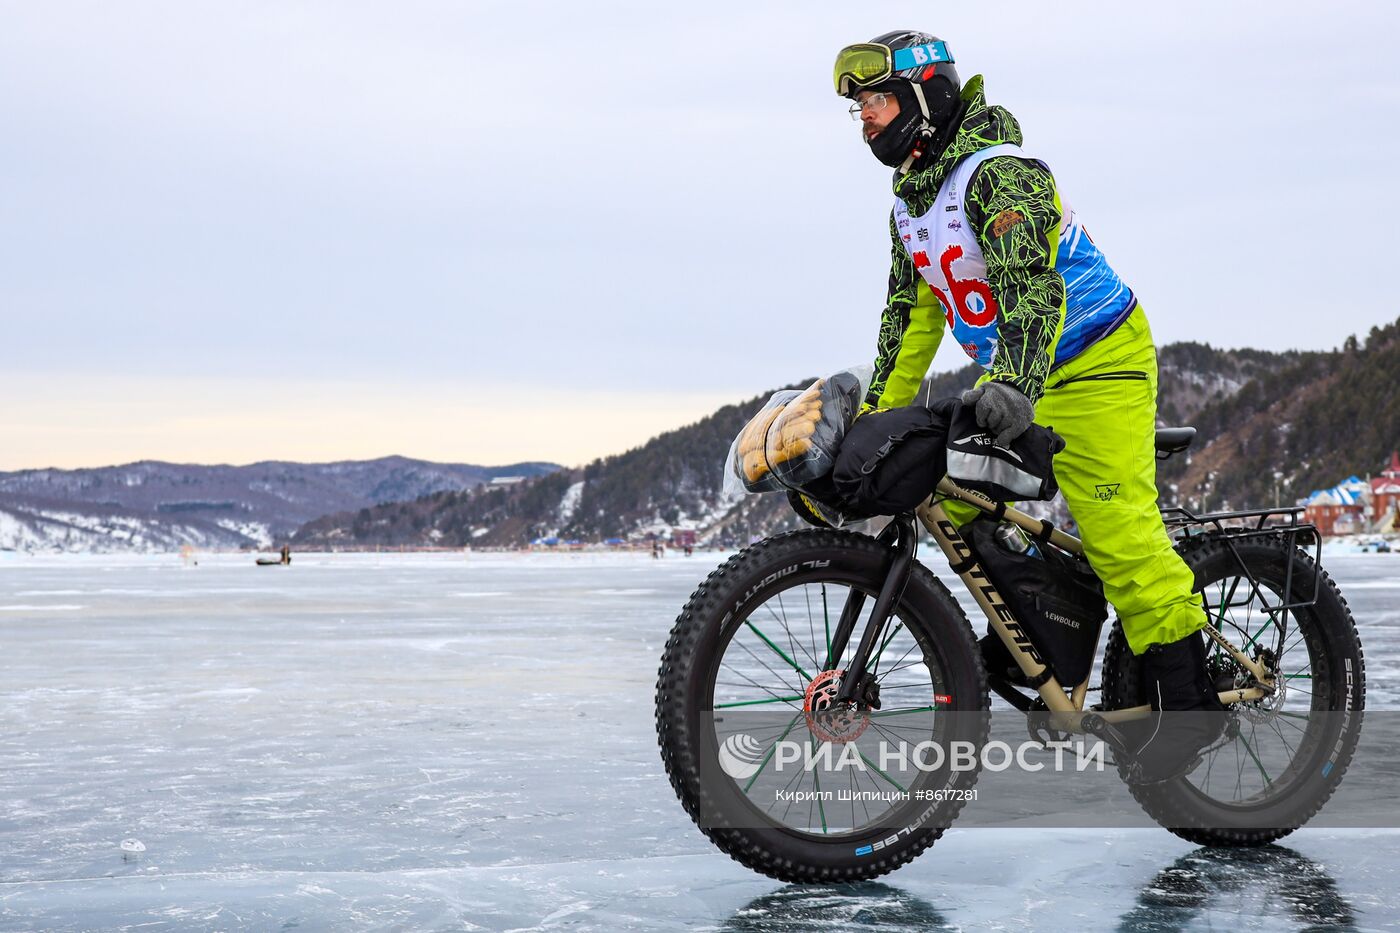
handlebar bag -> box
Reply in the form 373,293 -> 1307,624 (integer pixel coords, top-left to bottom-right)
944,403 -> 1065,501
832,399 -> 1064,517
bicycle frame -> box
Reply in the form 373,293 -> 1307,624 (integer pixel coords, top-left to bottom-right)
847,478 -> 1282,736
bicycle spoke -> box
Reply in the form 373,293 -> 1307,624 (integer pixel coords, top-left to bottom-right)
822,584 -> 832,660
869,621 -> 906,678
713,693 -> 807,709
714,678 -> 802,708
809,735 -> 829,834
1245,613 -> 1281,651
1240,729 -> 1272,787
743,620 -> 813,683
1279,628 -> 1308,661
730,639 -> 804,695
1268,719 -> 1296,761
742,721 -> 809,743
857,748 -> 908,793
743,710 -> 805,794
718,655 -> 803,695
877,658 -> 931,679
849,767 -> 872,827
868,700 -> 935,714
868,721 -> 937,747
767,598 -> 821,673
776,756 -> 808,824
1211,575 -> 1242,632
875,640 -> 920,685
869,711 -> 934,739
722,647 -> 805,701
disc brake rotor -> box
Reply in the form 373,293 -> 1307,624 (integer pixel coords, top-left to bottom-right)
804,669 -> 870,743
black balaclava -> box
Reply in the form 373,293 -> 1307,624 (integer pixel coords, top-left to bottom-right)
866,76 -> 962,172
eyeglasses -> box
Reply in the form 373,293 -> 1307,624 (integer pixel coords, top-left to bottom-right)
848,92 -> 893,121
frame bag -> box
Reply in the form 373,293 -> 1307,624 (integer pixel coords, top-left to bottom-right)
963,518 -> 1107,687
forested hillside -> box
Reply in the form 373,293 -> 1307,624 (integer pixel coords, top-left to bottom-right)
1162,320 -> 1400,510
297,328 -> 1365,549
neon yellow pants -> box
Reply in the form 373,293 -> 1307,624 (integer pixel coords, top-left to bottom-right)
948,307 -> 1205,654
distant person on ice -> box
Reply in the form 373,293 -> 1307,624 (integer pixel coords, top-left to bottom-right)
832,31 -> 1220,781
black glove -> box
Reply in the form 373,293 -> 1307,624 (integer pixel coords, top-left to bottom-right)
960,381 -> 1035,448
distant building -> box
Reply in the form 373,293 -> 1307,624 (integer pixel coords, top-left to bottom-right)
1371,451 -> 1400,532
489,476 -> 526,486
1303,476 -> 1369,537
1303,453 -> 1400,536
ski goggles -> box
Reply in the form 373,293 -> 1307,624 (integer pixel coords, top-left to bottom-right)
833,40 -> 953,96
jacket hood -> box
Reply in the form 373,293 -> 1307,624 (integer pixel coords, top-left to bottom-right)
893,75 -> 1023,203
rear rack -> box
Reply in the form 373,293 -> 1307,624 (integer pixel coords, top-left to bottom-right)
1161,503 -> 1310,534
1159,503 -> 1322,624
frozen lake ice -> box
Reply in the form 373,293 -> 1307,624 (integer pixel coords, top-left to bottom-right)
0,548 -> 1397,930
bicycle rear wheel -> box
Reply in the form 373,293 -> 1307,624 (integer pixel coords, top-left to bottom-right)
1101,534 -> 1365,846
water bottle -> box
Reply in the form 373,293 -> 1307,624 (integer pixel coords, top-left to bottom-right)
994,522 -> 1042,560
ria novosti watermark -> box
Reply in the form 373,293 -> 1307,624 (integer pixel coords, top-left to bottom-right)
699,711 -> 1398,830
718,732 -> 1105,781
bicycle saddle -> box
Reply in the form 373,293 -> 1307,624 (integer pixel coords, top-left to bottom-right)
1154,426 -> 1196,456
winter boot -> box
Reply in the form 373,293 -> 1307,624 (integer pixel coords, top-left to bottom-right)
1128,631 -> 1228,784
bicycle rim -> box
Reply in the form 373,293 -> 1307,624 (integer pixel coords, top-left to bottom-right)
706,575 -> 952,839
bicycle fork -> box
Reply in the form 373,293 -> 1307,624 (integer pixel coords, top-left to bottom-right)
823,514 -> 918,707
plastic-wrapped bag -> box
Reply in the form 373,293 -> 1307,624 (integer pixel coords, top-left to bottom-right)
724,368 -> 868,499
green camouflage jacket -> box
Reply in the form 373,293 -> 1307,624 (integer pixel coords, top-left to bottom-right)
866,76 -> 1068,409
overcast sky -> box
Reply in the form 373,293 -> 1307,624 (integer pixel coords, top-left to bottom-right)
3,2 -> 1397,469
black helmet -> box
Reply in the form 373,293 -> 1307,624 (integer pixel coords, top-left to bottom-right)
834,31 -> 962,170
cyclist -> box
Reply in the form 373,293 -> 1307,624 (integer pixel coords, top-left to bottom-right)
833,31 -> 1223,782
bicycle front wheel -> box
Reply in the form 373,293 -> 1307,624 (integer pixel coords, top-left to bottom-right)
655,529 -> 988,882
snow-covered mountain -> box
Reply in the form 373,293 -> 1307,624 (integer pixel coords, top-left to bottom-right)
0,457 -> 559,553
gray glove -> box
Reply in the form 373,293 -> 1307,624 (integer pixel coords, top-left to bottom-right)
960,381 -> 1035,448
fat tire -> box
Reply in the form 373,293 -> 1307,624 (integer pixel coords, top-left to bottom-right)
1101,534 -> 1365,847
655,529 -> 988,882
